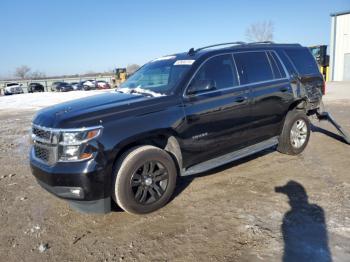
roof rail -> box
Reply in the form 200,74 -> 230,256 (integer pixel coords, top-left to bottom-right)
247,41 -> 275,45
188,42 -> 246,56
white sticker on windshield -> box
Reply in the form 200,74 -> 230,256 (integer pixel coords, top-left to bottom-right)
152,56 -> 176,62
174,60 -> 195,66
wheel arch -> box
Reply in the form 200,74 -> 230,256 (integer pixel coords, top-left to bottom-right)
111,129 -> 183,175
278,99 -> 308,135
288,99 -> 307,112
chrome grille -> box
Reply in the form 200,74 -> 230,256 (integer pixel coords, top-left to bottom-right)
32,126 -> 51,141
33,143 -> 57,165
34,144 -> 50,162
31,125 -> 57,165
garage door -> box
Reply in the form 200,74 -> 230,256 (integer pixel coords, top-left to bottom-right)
344,53 -> 350,81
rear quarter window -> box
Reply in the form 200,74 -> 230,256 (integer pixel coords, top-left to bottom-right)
284,48 -> 319,75
268,51 -> 287,79
233,51 -> 274,84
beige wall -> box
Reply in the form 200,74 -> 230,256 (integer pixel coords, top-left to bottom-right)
330,13 -> 350,81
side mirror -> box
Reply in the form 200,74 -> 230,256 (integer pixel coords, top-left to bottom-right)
187,79 -> 216,95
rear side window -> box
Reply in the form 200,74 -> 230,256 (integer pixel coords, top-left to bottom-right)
190,54 -> 238,91
234,51 -> 273,84
284,48 -> 319,75
267,51 -> 286,79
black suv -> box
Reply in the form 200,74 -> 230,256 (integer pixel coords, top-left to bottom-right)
30,42 -> 324,214
28,83 -> 45,93
51,82 -> 74,92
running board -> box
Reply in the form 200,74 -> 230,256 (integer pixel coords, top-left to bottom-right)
182,136 -> 279,176
316,111 -> 350,144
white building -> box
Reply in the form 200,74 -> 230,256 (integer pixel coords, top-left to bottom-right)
329,10 -> 350,81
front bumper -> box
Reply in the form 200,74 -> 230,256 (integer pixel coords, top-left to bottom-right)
36,179 -> 111,213
30,149 -> 112,213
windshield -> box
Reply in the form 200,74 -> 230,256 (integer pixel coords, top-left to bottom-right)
119,57 -> 192,95
310,47 -> 320,58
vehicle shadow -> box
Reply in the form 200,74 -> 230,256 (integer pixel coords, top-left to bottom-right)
171,147 -> 276,202
311,123 -> 345,144
111,201 -> 124,212
111,150 -> 273,212
275,181 -> 332,262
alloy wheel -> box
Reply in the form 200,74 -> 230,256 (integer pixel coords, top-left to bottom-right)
130,161 -> 169,205
290,119 -> 308,149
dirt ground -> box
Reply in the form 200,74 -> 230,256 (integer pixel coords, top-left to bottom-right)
0,98 -> 349,261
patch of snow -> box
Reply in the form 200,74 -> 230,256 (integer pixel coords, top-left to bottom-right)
118,86 -> 165,97
38,243 -> 49,253
30,225 -> 41,233
117,87 -> 138,95
0,90 -> 112,111
152,55 -> 176,62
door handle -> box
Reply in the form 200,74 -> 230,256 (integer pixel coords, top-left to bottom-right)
234,96 -> 247,103
280,87 -> 289,92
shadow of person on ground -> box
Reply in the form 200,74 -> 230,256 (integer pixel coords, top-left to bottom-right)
275,181 -> 332,262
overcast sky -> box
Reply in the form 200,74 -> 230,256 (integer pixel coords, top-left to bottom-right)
0,0 -> 349,78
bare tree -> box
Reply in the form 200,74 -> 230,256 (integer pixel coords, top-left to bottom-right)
126,64 -> 140,75
15,65 -> 31,79
245,21 -> 274,42
30,71 -> 46,79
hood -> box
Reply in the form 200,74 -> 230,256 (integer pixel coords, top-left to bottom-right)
33,92 -> 149,128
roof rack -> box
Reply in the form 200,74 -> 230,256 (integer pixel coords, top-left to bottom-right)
188,42 -> 246,56
247,41 -> 274,45
188,41 -> 277,56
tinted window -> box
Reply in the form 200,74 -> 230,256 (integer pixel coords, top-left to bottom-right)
284,48 -> 319,75
234,51 -> 273,84
268,51 -> 286,79
189,54 -> 238,92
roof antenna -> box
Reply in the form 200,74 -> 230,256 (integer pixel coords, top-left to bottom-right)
188,48 -> 195,56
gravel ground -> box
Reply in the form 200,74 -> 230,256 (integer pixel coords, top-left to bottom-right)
0,83 -> 349,261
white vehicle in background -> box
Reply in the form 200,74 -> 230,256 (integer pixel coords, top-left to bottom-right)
82,80 -> 97,90
96,80 -> 111,89
4,83 -> 24,95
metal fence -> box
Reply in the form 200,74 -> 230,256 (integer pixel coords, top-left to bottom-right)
0,76 -> 114,94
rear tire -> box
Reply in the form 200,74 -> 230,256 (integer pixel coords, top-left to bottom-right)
113,145 -> 177,214
277,110 -> 311,155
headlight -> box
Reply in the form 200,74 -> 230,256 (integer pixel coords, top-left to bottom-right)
59,129 -> 100,145
58,127 -> 102,162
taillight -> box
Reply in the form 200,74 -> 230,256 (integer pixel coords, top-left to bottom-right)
321,81 -> 326,95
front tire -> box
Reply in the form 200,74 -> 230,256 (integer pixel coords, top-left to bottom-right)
113,145 -> 177,214
277,110 -> 311,155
